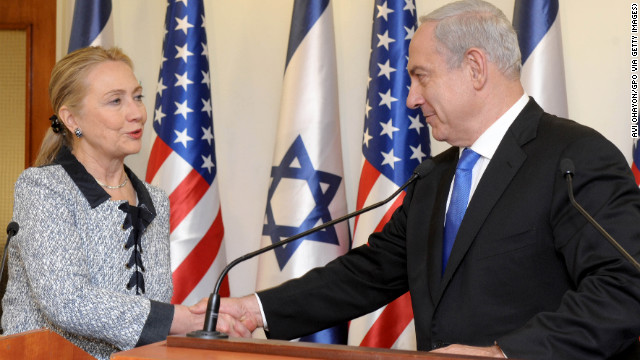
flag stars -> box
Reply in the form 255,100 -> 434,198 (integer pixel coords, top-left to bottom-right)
201,70 -> 211,89
174,100 -> 193,120
408,114 -> 424,134
174,128 -> 193,148
378,89 -> 398,109
175,15 -> 194,35
201,126 -> 214,145
363,128 -> 373,147
403,0 -> 416,15
377,30 -> 396,50
154,106 -> 166,124
156,78 -> 167,96
405,25 -> 415,40
365,98 -> 372,118
410,144 -> 427,163
201,98 -> 212,118
201,42 -> 209,59
201,154 -> 215,173
176,0 -> 188,6
175,71 -> 194,91
380,119 -> 400,139
376,1 -> 394,21
377,60 -> 396,80
159,54 -> 167,69
381,149 -> 402,169
175,43 -> 194,63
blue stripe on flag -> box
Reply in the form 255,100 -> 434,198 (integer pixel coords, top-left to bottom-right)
512,0 -> 559,63
285,0 -> 330,68
259,0 -> 348,345
68,0 -> 112,52
300,324 -> 348,344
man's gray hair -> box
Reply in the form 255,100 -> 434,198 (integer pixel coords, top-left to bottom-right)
420,0 -> 521,79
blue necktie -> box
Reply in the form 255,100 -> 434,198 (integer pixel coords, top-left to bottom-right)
442,148 -> 481,274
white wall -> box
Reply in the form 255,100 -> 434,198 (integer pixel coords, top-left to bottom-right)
56,0 -> 635,297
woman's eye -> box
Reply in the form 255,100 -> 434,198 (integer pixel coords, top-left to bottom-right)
134,94 -> 144,102
110,98 -> 121,105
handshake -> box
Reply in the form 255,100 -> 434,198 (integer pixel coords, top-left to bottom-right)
213,295 -> 264,338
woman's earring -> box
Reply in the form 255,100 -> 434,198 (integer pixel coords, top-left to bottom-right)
74,128 -> 83,138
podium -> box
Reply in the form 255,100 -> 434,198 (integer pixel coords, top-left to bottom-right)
0,328 -> 95,359
112,335 -> 505,360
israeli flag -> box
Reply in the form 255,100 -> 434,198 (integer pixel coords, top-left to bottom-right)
257,0 -> 350,344
513,0 -> 568,117
68,0 -> 114,53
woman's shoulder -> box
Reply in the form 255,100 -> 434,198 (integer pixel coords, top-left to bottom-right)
16,164 -> 70,190
142,181 -> 168,202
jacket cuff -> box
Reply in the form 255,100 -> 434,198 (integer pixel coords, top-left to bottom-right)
135,300 -> 174,347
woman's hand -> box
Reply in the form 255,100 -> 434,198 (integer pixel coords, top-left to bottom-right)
169,297 -> 208,335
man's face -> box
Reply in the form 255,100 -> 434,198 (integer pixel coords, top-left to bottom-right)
406,22 -> 477,147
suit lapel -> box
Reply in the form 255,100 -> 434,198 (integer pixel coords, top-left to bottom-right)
426,149 -> 458,304
437,98 -> 542,296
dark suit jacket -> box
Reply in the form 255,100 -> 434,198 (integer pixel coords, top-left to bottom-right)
259,99 -> 640,359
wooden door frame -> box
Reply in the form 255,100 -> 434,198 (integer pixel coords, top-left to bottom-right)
0,0 -> 56,168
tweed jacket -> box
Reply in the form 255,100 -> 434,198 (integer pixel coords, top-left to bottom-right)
2,147 -> 174,360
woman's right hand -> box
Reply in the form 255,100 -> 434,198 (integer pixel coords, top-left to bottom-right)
169,297 -> 208,335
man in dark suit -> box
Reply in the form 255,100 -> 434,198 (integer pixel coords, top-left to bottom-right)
217,0 -> 640,358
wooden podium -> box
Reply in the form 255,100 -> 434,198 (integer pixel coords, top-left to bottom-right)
112,335 -> 504,360
0,328 -> 95,359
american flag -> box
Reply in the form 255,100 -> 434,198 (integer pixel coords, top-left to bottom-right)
68,0 -> 113,52
256,0 -> 350,344
513,0 -> 568,117
347,0 -> 428,350
633,141 -> 640,186
146,0 -> 228,306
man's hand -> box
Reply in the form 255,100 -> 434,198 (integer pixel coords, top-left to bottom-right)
216,295 -> 264,337
430,344 -> 506,358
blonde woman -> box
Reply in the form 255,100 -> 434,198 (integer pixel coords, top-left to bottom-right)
2,46 -> 206,360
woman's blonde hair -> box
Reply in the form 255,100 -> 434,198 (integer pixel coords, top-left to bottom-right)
34,46 -> 134,166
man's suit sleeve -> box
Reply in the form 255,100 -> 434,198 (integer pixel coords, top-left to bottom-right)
257,181 -> 421,340
497,134 -> 640,358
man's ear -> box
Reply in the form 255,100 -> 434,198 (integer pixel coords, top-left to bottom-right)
58,105 -> 78,133
465,48 -> 487,90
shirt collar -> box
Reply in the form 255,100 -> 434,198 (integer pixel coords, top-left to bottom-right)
54,146 -> 156,215
469,93 -> 529,160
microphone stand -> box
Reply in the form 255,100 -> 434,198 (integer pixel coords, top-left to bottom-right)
562,162 -> 640,272
188,161 -> 432,339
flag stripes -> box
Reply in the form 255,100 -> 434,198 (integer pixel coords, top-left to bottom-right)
513,0 -> 568,117
348,0 -> 427,350
257,0 -> 349,344
147,0 -> 227,306
633,141 -> 640,185
68,0 -> 113,52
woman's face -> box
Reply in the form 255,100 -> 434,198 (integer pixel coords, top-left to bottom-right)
71,60 -> 146,163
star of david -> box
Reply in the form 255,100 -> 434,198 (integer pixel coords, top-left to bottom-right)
263,135 -> 343,270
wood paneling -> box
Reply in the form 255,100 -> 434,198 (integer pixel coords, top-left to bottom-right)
0,0 -> 56,167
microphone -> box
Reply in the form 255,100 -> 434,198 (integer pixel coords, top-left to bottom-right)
1,222 -> 18,282
0,222 -> 18,334
560,158 -> 640,272
187,160 -> 436,339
